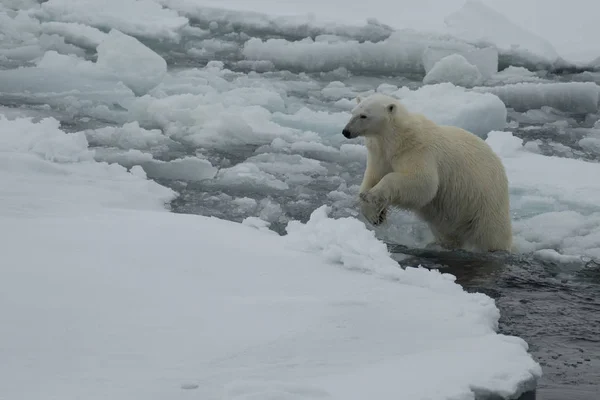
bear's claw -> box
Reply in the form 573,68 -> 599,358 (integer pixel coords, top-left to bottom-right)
359,192 -> 387,226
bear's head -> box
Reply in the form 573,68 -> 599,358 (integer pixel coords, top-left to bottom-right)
342,93 -> 401,139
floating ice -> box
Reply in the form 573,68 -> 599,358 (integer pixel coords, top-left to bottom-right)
475,82 -> 600,113
35,0 -> 189,41
215,163 -> 289,192
486,131 -> 600,258
241,153 -> 328,185
579,137 -> 600,154
422,46 -> 497,80
423,53 -> 483,87
0,51 -> 136,110
444,0 -> 561,69
40,21 -> 108,49
142,156 -> 218,182
486,66 -> 543,86
242,30 -> 477,75
0,10 -> 85,66
391,83 -> 507,137
83,121 -> 171,151
157,0 -> 393,41
93,148 -> 155,168
96,30 -> 168,95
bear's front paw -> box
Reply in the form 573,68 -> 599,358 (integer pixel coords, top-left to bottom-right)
359,192 -> 387,226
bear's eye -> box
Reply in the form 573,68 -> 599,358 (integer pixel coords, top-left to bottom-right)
359,114 -> 367,119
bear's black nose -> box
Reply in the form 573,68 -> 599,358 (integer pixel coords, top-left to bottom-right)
342,129 -> 352,138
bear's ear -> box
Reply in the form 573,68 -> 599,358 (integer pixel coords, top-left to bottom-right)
356,96 -> 362,104
387,103 -> 396,113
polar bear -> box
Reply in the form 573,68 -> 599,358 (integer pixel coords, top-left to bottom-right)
341,93 -> 512,252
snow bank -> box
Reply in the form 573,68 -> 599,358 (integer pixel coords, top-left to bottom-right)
0,119 -> 542,399
423,53 -> 482,87
35,0 -> 189,41
96,29 -> 167,95
391,83 -> 507,137
242,30 -> 478,75
475,82 -> 600,114
486,131 -> 600,259
444,1 -> 560,68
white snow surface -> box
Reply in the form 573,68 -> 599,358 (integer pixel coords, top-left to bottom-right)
0,115 -> 542,400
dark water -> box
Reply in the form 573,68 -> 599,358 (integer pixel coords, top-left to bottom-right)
390,245 -> 600,399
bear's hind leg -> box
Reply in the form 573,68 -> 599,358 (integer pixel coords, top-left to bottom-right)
427,224 -> 464,251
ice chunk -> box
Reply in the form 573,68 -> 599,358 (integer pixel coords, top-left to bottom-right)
83,121 -> 171,151
474,82 -> 600,114
40,21 -> 108,49
321,81 -> 357,100
35,0 -> 189,41
486,131 -> 600,257
393,83 -> 507,137
93,148 -> 155,168
0,11 -> 85,65
486,66 -> 543,85
216,163 -> 289,191
96,30 -> 167,95
423,54 -> 483,87
244,153 -> 328,185
0,51 -> 136,110
142,157 -> 218,182
579,137 -> 600,153
242,30 -> 478,75
444,1 -> 560,68
422,46 -> 498,80
272,107 -> 350,139
534,249 -> 586,265
241,216 -> 274,233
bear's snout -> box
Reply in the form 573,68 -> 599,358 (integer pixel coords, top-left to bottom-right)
342,128 -> 353,138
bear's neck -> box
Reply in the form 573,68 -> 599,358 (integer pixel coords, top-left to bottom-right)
366,118 -> 419,154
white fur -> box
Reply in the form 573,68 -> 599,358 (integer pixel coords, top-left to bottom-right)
342,93 -> 512,252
